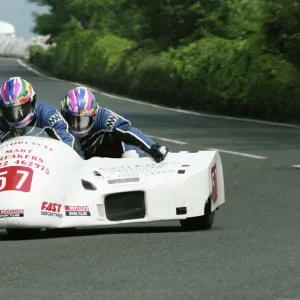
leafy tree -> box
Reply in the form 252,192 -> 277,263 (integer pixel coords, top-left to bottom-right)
28,0 -> 72,37
28,0 -> 142,39
262,0 -> 300,68
120,0 -> 231,50
227,0 -> 263,39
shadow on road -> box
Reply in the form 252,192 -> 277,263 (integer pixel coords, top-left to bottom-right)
0,224 -> 223,241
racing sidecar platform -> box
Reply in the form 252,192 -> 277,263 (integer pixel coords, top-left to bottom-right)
0,127 -> 225,238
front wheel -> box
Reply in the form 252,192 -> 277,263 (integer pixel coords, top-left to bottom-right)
6,228 -> 41,240
180,197 -> 215,231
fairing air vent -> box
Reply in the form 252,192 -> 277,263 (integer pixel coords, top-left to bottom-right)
81,179 -> 97,190
104,191 -> 146,221
93,171 -> 102,177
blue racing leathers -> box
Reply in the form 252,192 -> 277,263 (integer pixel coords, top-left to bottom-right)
79,108 -> 168,162
0,100 -> 83,158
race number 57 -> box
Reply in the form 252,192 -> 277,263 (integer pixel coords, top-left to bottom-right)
0,166 -> 33,192
211,164 -> 218,204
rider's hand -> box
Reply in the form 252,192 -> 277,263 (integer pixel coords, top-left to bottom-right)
149,144 -> 169,163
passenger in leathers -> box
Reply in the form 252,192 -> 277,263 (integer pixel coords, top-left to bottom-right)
0,77 -> 83,157
60,87 -> 169,162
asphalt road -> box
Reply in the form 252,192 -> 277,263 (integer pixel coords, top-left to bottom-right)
0,58 -> 300,300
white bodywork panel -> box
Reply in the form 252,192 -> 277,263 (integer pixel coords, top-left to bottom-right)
0,135 -> 225,229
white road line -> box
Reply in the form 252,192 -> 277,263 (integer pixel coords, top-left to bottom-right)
292,165 -> 300,168
1,58 -> 275,158
101,92 -> 300,129
148,135 -> 188,145
15,58 -> 300,129
17,59 -> 188,146
208,148 -> 267,159
17,59 -> 101,90
17,59 -> 88,87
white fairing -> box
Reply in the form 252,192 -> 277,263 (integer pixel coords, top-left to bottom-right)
0,134 -> 225,229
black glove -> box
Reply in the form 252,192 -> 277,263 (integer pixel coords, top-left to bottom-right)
149,144 -> 169,163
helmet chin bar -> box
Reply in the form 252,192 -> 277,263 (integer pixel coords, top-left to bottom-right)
70,127 -> 91,138
7,111 -> 36,129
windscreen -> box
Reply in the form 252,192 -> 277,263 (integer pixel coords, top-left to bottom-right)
4,126 -> 52,141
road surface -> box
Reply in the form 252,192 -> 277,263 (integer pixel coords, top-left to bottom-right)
0,58 -> 299,300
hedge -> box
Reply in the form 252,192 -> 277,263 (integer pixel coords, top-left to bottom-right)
29,30 -> 300,123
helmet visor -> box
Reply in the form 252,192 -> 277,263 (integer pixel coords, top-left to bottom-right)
65,115 -> 95,132
0,101 -> 34,123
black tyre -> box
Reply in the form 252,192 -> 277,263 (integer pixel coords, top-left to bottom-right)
6,228 -> 41,240
180,197 -> 215,231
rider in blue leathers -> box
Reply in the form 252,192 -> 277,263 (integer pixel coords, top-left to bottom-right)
0,77 -> 82,156
61,87 -> 169,162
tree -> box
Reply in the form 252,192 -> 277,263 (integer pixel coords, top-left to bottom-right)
262,0 -> 300,68
28,0 -> 142,39
123,0 -> 230,50
28,0 -> 72,37
227,0 -> 263,39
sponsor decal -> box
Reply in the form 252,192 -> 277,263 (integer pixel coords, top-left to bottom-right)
64,205 -> 91,217
41,201 -> 63,218
107,177 -> 139,184
0,141 -> 53,152
97,162 -> 179,179
211,164 -> 218,204
0,166 -> 33,192
3,148 -> 43,162
0,209 -> 24,218
13,159 -> 49,175
0,148 -> 50,174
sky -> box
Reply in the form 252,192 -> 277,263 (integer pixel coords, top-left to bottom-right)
0,0 -> 49,39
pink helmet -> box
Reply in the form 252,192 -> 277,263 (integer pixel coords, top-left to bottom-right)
0,77 -> 37,128
61,87 -> 99,138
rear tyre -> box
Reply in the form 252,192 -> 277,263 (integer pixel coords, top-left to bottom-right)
6,228 -> 41,240
180,197 -> 215,231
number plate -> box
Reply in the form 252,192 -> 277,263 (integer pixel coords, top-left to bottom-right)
0,166 -> 33,192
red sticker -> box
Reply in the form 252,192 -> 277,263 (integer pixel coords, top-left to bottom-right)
0,166 -> 33,193
211,164 -> 218,204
